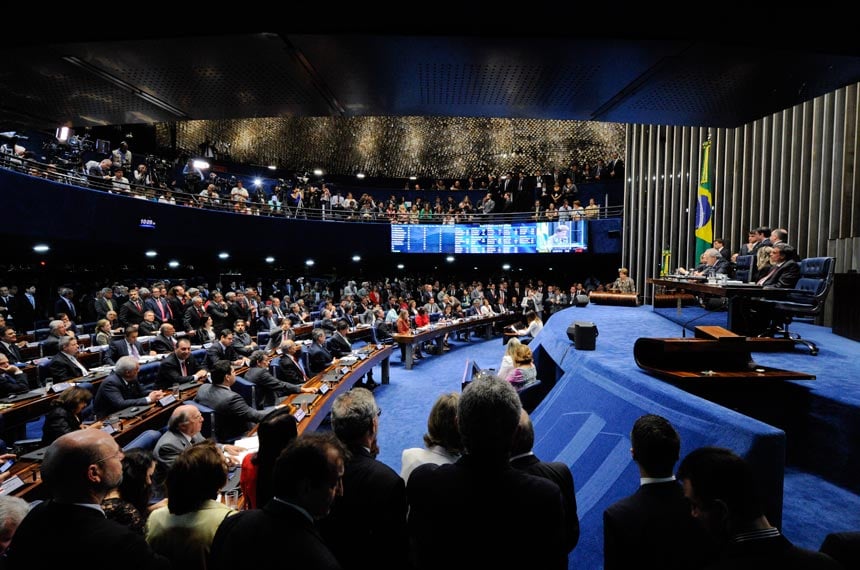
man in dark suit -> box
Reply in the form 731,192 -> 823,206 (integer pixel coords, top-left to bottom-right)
154,404 -> 242,468
93,356 -> 166,418
756,243 -> 801,287
47,336 -> 90,383
0,354 -> 30,396
6,429 -> 169,568
14,284 -> 40,332
603,414 -> 713,570
149,323 -> 178,354
713,238 -> 731,261
104,325 -> 152,366
0,326 -> 25,363
277,340 -> 312,385
144,287 -> 172,325
408,373 -> 568,570
265,319 -> 295,352
231,319 -> 257,357
245,350 -> 315,408
308,328 -> 336,375
94,288 -> 117,320
678,447 -> 840,569
320,387 -> 408,570
511,409 -> 579,553
325,320 -> 353,358
54,287 -> 78,322
0,286 -> 15,325
155,338 -> 208,390
210,432 -> 347,570
205,329 -> 246,370
119,288 -> 145,327
206,291 -> 231,332
194,360 -> 269,442
182,296 -> 208,333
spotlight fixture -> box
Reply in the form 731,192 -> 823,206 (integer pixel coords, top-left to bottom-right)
33,244 -> 50,253
502,263 -> 511,270
55,126 -> 71,143
409,176 -> 417,181
265,256 -> 275,263
168,260 -> 180,268
267,165 -> 277,170
218,252 -> 229,259
305,259 -> 315,267
356,173 -> 365,179
352,255 -> 361,262
446,256 -> 455,263
253,178 -> 262,186
397,264 -> 405,269
192,160 -> 210,170
145,250 -> 157,258
313,169 -> 323,176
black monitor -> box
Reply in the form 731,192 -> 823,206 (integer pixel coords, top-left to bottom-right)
95,139 -> 110,154
460,359 -> 483,391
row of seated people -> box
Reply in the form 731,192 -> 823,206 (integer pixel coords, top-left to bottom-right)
4,373 -> 854,569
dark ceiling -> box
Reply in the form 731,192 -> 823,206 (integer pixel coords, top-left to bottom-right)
3,31 -> 860,131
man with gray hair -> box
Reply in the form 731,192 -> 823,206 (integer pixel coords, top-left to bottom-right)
408,373 -> 568,569
693,248 -> 730,278
0,495 -> 29,555
308,328 -> 336,375
320,387 -> 408,570
154,404 -> 243,468
94,287 -> 116,320
41,319 -> 70,356
93,356 -> 166,418
6,430 -> 168,568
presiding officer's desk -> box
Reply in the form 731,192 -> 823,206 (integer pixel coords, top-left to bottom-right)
648,277 -> 795,336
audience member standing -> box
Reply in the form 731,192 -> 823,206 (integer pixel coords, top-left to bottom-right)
678,446 -> 840,569
603,414 -> 713,570
407,373 -> 568,570
400,392 -> 462,482
320,388 -> 408,570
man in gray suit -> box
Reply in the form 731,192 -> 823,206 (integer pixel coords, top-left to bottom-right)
195,360 -> 270,443
94,288 -> 117,320
154,404 -> 243,468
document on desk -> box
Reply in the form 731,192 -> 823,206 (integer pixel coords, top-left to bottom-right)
232,435 -> 259,463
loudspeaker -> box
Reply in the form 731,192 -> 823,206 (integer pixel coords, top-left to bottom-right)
574,294 -> 589,307
566,321 -> 598,350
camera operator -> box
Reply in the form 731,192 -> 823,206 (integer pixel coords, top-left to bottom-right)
181,158 -> 205,193
132,163 -> 153,189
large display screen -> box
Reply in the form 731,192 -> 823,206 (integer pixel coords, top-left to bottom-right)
390,221 -> 587,254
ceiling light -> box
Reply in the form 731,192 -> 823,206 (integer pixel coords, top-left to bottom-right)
145,250 -> 157,257
352,255 -> 361,262
218,252 -> 229,259
446,256 -> 455,263
502,263 -> 511,270
313,169 -> 323,176
267,165 -> 277,171
168,260 -> 180,268
265,256 -> 275,263
33,244 -> 50,253
305,259 -> 315,266
193,160 -> 209,170
397,264 -> 405,269
356,173 -> 365,179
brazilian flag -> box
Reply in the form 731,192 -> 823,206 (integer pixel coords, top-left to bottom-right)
695,140 -> 713,260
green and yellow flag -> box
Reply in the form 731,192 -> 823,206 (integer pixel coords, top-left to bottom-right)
695,140 -> 713,260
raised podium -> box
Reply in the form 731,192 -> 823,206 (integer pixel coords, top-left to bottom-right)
634,326 -> 815,382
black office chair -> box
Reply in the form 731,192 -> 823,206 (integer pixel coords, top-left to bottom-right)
760,256 -> 835,355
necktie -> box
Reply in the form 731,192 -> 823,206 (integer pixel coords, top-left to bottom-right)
157,300 -> 166,321
295,355 -> 307,381
180,360 -> 187,377
28,294 -> 35,308
106,299 -> 113,311
130,343 -> 139,358
757,265 -> 779,286
135,301 -> 141,312
69,353 -> 87,376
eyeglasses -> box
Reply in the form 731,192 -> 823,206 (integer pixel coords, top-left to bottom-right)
94,449 -> 124,464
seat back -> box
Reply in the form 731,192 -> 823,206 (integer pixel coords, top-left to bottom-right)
789,257 -> 834,303
123,429 -> 163,452
233,375 -> 258,408
734,254 -> 754,282
187,400 -> 215,439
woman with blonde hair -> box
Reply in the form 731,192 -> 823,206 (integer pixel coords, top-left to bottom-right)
497,337 -> 522,380
506,344 -> 537,390
400,392 -> 462,481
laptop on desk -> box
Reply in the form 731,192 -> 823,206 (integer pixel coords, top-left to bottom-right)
4,389 -> 46,403
108,404 -> 153,420
20,446 -> 50,462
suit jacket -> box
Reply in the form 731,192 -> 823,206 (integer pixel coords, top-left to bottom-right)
319,445 -> 408,570
94,297 -> 117,320
55,297 -> 78,321
0,340 -> 23,363
210,499 -> 342,570
206,302 -> 230,331
0,370 -> 29,397
183,304 -> 208,332
149,334 -> 177,354
93,373 -> 149,418
759,259 -> 801,288
14,293 -> 40,331
325,332 -> 352,358
307,343 -> 334,375
194,383 -> 268,442
243,366 -> 302,408
145,296 -> 171,323
138,320 -> 160,336
703,257 -> 731,277
47,351 -> 88,382
510,454 -> 579,552
154,429 -> 205,467
705,532 -> 840,570
277,353 -> 309,385
105,338 -> 146,366
119,300 -> 145,327
407,456 -> 567,570
156,352 -> 204,390
205,341 -> 240,370
603,480 -> 714,570
265,328 -> 295,352
41,406 -> 82,446
7,500 -> 168,569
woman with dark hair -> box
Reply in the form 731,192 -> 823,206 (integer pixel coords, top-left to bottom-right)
41,387 -> 102,446
196,315 -> 216,344
239,408 -> 299,509
102,448 -> 159,535
514,310 -> 543,345
146,441 -> 234,567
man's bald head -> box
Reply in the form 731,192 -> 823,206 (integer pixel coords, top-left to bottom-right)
42,430 -> 123,503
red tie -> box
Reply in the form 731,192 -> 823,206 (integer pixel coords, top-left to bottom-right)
181,360 -> 187,376
135,301 -> 141,312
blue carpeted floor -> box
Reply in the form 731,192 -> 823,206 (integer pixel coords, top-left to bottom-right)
372,305 -> 860,570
